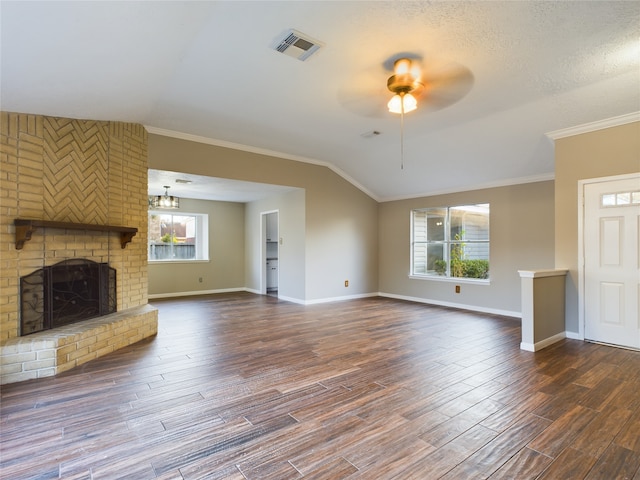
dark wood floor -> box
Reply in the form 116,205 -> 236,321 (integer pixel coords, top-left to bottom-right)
2,293 -> 639,479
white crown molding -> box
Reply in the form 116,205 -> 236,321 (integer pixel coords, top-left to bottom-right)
379,172 -> 556,203
145,125 -> 564,204
546,112 -> 640,140
144,125 -> 381,202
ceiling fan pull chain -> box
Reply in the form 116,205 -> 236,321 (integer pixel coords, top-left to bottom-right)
400,98 -> 405,170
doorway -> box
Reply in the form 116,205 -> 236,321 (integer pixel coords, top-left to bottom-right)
262,211 -> 279,297
581,173 -> 640,349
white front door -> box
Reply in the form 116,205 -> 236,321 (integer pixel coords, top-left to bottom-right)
583,174 -> 640,349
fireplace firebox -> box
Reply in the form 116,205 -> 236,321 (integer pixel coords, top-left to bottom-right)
20,259 -> 116,335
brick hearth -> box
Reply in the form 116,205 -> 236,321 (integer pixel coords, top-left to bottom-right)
0,305 -> 157,384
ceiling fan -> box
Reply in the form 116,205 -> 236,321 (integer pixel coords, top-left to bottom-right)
338,52 -> 474,118
338,53 -> 474,169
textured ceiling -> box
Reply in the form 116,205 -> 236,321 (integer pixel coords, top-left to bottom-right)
2,1 -> 639,201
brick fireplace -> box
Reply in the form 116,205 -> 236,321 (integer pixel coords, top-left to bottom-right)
0,112 -> 158,384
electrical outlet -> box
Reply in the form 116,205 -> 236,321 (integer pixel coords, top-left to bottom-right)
455,285 -> 460,293
344,280 -> 349,287
199,277 -> 203,283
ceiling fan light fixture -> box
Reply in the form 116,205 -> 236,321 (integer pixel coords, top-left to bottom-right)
387,57 -> 423,115
388,92 -> 417,114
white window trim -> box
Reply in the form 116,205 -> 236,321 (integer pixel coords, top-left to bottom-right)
410,204 -> 490,283
408,274 -> 490,285
148,210 -> 209,262
149,259 -> 211,265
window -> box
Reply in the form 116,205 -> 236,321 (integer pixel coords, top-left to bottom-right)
602,190 -> 640,207
148,212 -> 208,262
411,204 -> 489,280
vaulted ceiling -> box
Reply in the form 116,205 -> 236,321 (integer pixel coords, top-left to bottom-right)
2,1 -> 638,201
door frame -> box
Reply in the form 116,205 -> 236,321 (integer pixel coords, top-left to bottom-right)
578,172 -> 640,341
260,210 -> 279,295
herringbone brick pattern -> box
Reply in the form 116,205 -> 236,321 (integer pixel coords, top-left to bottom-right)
43,117 -> 109,224
0,111 -> 149,342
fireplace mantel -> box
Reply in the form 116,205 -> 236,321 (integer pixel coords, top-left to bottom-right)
14,219 -> 138,250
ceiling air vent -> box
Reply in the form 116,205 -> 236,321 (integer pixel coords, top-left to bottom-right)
272,29 -> 324,61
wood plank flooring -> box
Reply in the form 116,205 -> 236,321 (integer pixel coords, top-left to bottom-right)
1,292 -> 639,479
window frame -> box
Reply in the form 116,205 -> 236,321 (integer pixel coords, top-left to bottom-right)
148,210 -> 209,263
409,203 -> 490,284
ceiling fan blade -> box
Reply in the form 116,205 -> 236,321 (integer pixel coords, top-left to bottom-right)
337,66 -> 389,118
415,60 -> 474,112
337,55 -> 474,118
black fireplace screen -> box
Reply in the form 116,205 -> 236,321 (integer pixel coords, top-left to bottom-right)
20,259 -> 116,335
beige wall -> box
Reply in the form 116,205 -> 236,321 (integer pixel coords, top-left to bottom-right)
555,121 -> 640,333
533,275 -> 567,342
148,134 -> 379,302
379,181 -> 555,315
245,189 -> 306,301
0,112 -> 149,341
148,198 -> 245,296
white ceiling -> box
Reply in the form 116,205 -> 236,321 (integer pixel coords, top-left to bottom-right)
148,169 -> 299,203
2,1 -> 639,202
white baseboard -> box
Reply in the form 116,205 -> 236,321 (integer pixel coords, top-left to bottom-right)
150,289 -> 521,320
302,292 -> 379,305
565,331 -> 583,340
519,342 -> 536,352
149,289 -> 376,305
520,331 -> 567,352
379,292 -> 522,318
276,295 -> 305,304
148,288 -> 246,300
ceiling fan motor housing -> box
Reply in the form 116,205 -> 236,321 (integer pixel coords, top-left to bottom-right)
387,73 -> 424,96
387,58 -> 424,96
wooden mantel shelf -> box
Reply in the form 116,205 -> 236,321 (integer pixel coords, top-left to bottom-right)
14,219 -> 138,250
